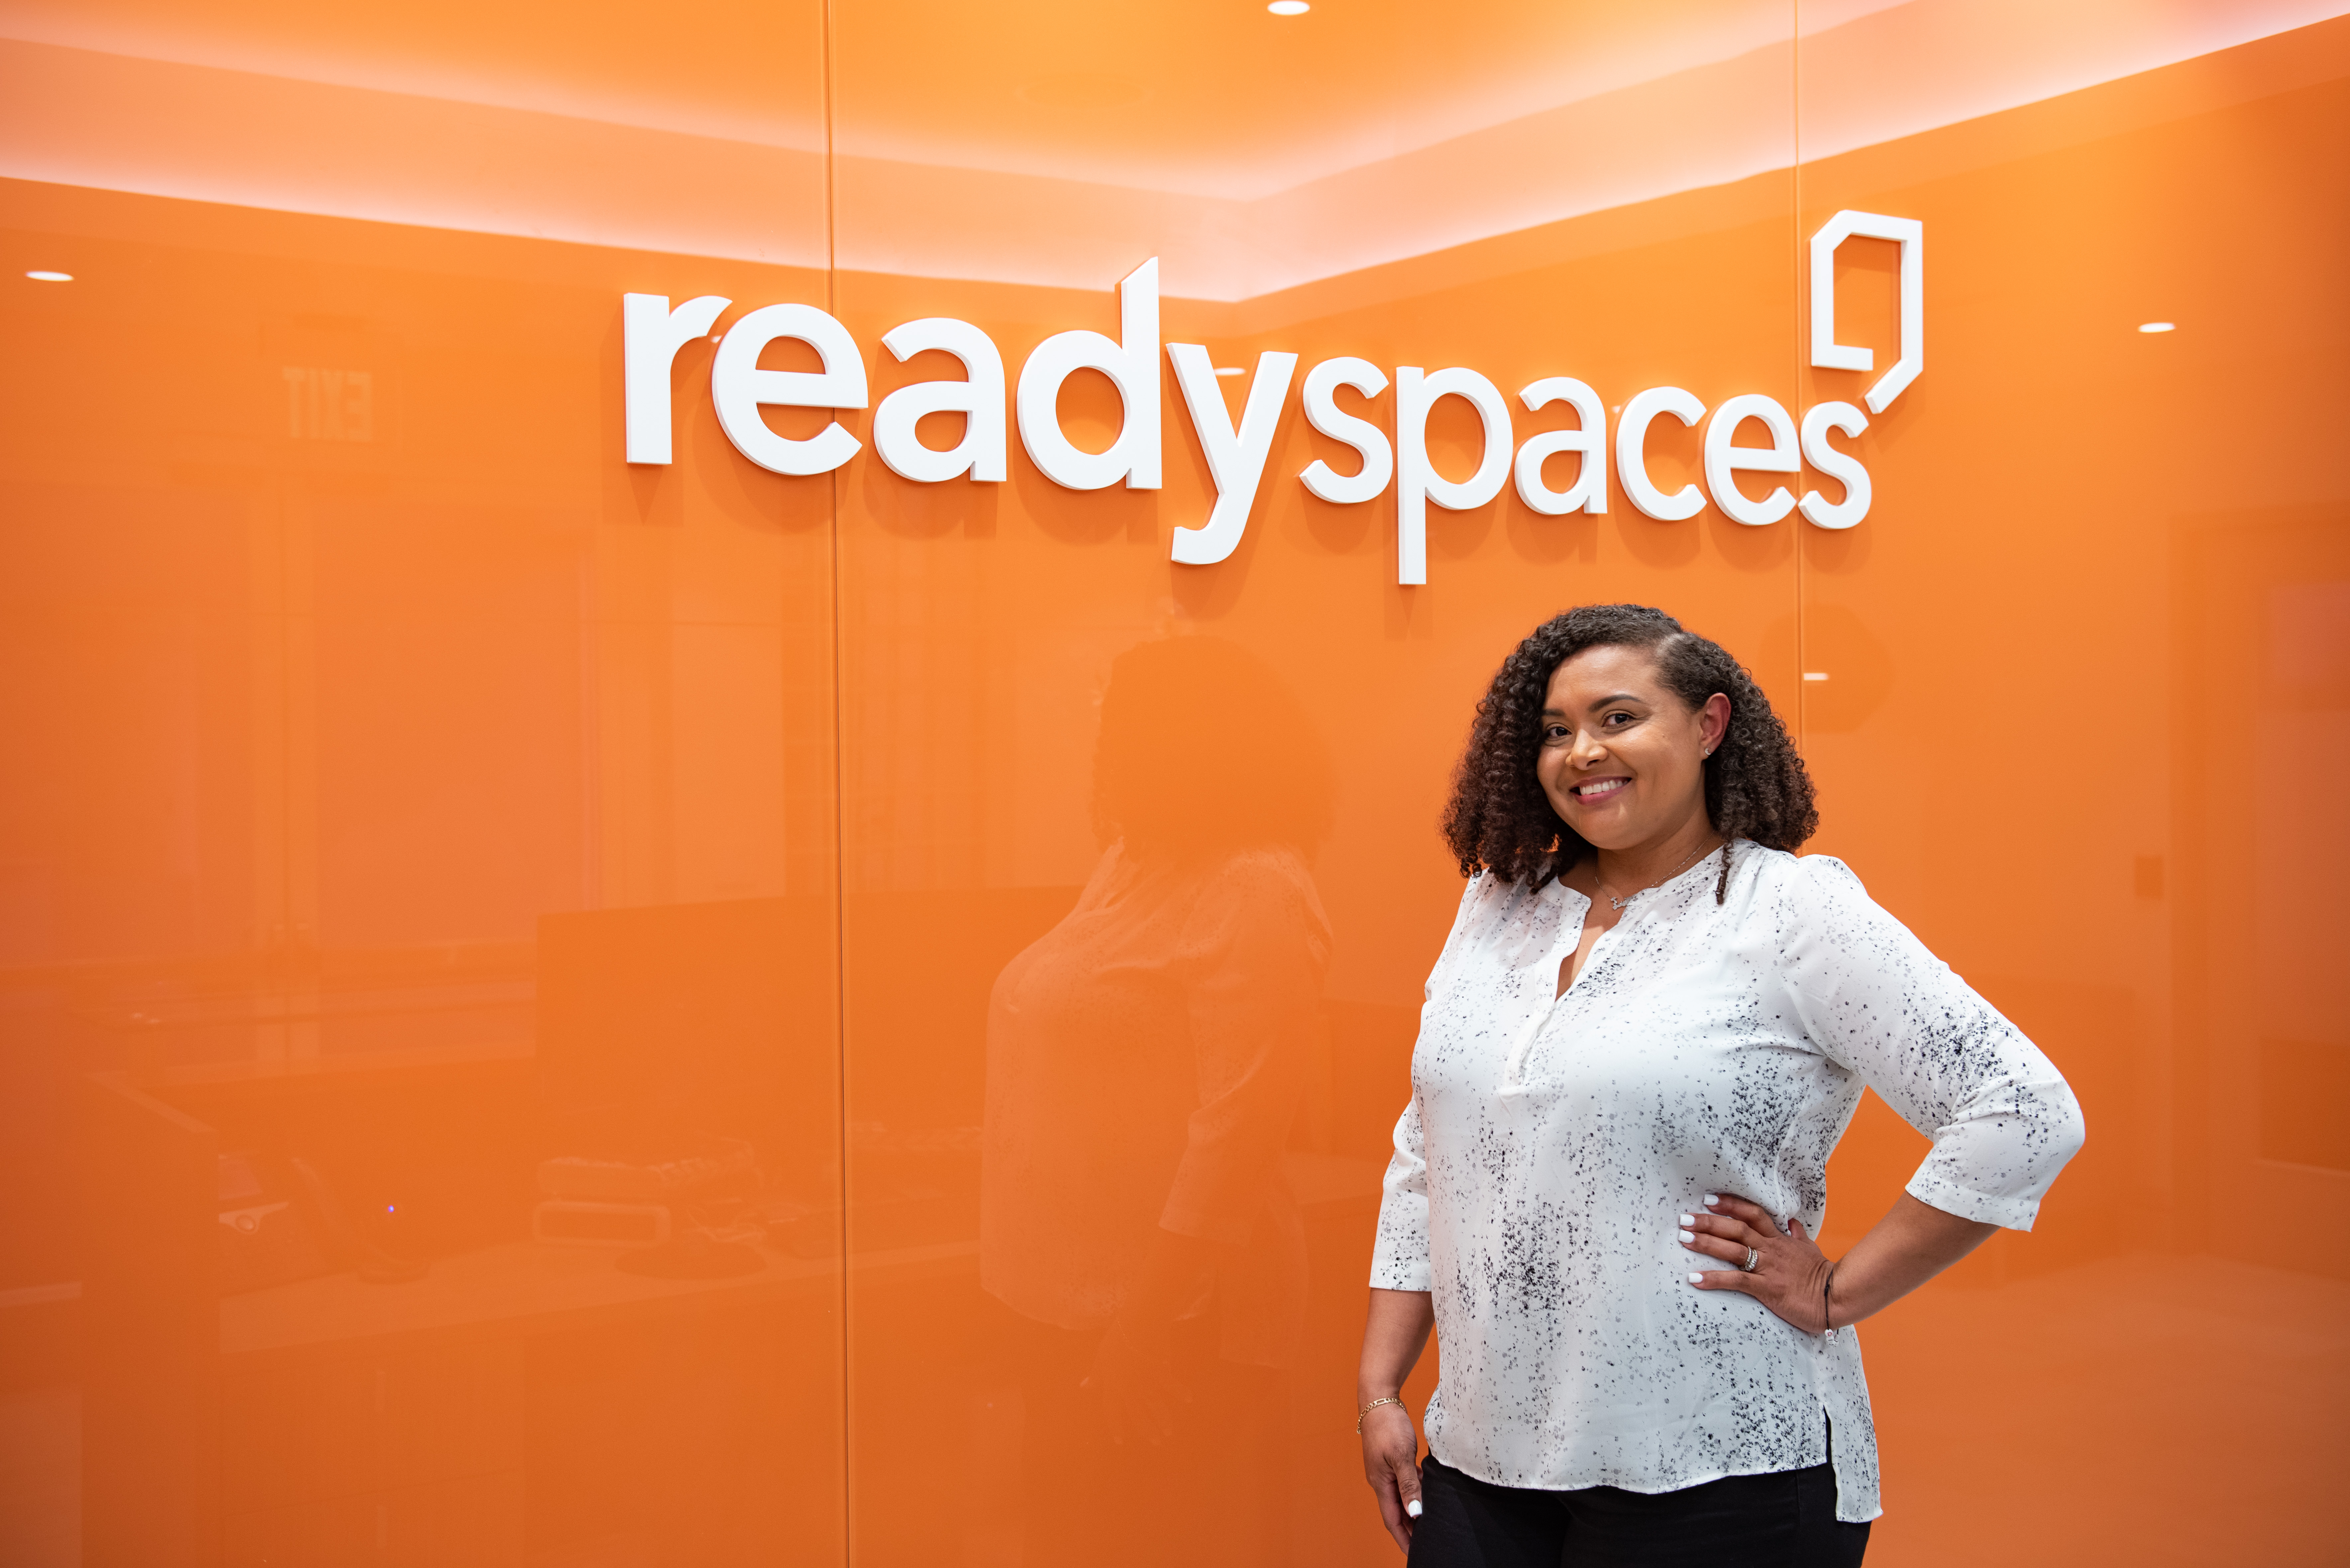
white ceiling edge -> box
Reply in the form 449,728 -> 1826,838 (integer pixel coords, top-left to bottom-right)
1791,0 -> 2350,165
0,0 -> 2335,200
826,0 -> 1909,200
0,0 -> 831,154
5,0 -> 2344,305
0,0 -> 1909,190
0,39 -> 832,271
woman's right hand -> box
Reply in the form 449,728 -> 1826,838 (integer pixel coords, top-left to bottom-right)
1360,1401 -> 1423,1553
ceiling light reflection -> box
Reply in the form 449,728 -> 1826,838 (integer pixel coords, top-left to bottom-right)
25,270 -> 73,282
2137,321 -> 2176,333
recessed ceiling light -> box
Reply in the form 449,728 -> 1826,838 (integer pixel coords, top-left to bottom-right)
2137,321 -> 2175,333
25,270 -> 72,282
1267,1 -> 1311,14
1214,366 -> 1244,377
1802,672 -> 1831,682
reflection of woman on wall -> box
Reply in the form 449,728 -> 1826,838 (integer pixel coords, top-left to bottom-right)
982,634 -> 1333,1566
1359,605 -> 2085,1565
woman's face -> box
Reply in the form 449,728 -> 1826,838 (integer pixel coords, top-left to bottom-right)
1536,644 -> 1730,853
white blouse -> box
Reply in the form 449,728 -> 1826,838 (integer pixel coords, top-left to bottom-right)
1370,843 -> 2084,1522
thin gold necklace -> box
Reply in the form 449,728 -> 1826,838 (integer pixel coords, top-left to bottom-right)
1596,838 -> 1719,912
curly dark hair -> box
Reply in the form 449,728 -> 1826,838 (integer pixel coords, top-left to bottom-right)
1440,604 -> 1817,899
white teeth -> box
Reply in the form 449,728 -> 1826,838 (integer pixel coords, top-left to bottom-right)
1576,778 -> 1627,798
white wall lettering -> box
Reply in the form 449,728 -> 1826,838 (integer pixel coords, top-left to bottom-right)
1167,345 -> 1297,566
711,302 -> 868,476
1811,209 -> 1924,414
1615,386 -> 1707,522
1512,377 -> 1608,517
623,292 -> 728,464
621,211 -> 1920,582
874,317 -> 1007,484
1297,357 -> 1393,505
1395,366 -> 1513,586
1798,401 -> 1871,529
1702,393 -> 1800,527
1014,257 -> 1161,491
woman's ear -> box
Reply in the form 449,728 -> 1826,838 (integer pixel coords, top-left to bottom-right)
1701,692 -> 1732,754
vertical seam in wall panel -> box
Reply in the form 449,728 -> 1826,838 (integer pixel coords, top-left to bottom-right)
275,471 -> 293,1061
820,0 -> 852,1562
1791,0 -> 1808,749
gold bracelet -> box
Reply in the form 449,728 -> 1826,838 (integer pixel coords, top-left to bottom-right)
1356,1396 -> 1403,1433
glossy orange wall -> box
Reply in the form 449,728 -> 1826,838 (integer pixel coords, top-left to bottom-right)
2,4 -> 2345,1565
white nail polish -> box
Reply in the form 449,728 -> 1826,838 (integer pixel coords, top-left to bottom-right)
1406,1499 -> 1423,1519
1677,1228 -> 1695,1242
1678,1214 -> 1696,1225
1703,1193 -> 1720,1205
1688,1272 -> 1705,1284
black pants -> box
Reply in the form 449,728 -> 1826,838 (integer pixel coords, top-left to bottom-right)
1408,1451 -> 1869,1568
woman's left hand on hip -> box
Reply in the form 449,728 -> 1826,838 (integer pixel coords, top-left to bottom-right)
1678,1192 -> 1833,1334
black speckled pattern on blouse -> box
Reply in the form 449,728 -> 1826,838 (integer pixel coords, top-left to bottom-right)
1369,842 -> 2086,1523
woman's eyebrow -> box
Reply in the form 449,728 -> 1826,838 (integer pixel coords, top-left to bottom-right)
1542,693 -> 1646,718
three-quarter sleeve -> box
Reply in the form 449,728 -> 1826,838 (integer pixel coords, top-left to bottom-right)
1777,855 -> 2086,1230
1370,1096 -> 1433,1289
1370,872 -> 1493,1291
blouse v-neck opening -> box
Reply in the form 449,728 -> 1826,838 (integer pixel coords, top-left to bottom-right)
1550,843 -> 1724,998
1552,884 -> 1601,1001
1509,883 -> 1604,1087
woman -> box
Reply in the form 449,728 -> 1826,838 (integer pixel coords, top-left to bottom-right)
1357,604 -> 2084,1566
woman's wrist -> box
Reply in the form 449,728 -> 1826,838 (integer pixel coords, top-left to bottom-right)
1804,1193 -> 2000,1332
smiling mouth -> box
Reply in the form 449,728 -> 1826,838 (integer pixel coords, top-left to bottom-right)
1572,777 -> 1631,800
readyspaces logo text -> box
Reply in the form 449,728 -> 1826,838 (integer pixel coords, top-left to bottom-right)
623,211 -> 1921,586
